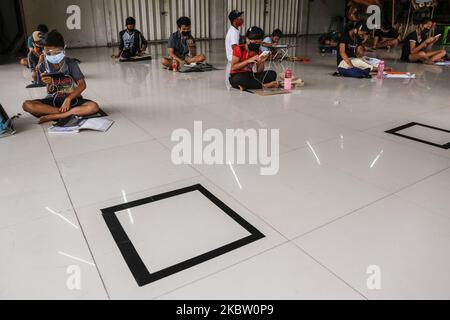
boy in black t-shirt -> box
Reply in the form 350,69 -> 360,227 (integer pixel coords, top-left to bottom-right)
161,17 -> 206,69
112,17 -> 148,61
337,22 -> 372,69
335,22 -> 386,78
401,18 -> 447,64
373,22 -> 400,49
22,30 -> 99,123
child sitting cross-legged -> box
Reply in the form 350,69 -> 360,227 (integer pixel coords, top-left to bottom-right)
229,26 -> 278,91
22,30 -> 99,124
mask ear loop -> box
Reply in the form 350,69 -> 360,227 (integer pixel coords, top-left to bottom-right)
43,55 -> 58,106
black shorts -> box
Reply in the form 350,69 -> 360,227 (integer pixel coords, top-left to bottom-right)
33,96 -> 91,108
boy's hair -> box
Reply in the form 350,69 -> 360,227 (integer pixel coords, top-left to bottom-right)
43,30 -> 65,48
381,20 -> 392,29
353,21 -> 369,33
420,17 -> 432,25
126,16 -> 136,25
37,24 -> 48,34
177,16 -> 191,28
246,26 -> 265,40
272,29 -> 283,38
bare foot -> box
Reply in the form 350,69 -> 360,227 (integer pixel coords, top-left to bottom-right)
39,115 -> 52,124
263,81 -> 279,89
239,85 -> 246,92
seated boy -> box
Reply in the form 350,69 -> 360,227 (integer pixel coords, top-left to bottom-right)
373,22 -> 400,49
28,31 -> 44,84
337,22 -> 377,77
401,18 -> 447,64
261,29 -> 283,59
161,16 -> 206,69
319,31 -> 340,48
22,30 -> 99,123
112,17 -> 148,60
229,26 -> 278,90
20,24 -> 48,67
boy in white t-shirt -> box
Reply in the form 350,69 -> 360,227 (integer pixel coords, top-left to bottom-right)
225,10 -> 244,62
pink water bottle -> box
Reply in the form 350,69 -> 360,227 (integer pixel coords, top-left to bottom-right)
284,68 -> 292,91
377,60 -> 385,80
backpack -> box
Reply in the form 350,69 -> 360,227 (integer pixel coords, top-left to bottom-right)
179,63 -> 218,73
336,67 -> 371,79
0,104 -> 17,138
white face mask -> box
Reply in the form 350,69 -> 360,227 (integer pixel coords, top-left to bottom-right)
45,51 -> 65,64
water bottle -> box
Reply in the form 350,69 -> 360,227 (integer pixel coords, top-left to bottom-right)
377,60 -> 385,80
284,68 -> 292,91
172,58 -> 178,72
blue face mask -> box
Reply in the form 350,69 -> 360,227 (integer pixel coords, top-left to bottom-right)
46,51 -> 65,64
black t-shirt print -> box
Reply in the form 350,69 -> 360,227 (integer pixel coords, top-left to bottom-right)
119,29 -> 147,53
337,31 -> 361,66
38,57 -> 85,98
401,31 -> 423,62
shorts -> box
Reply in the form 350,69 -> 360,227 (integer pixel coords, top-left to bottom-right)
33,96 -> 91,108
121,48 -> 138,60
164,54 -> 191,61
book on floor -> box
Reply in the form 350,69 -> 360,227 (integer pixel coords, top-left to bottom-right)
48,116 -> 114,133
384,72 -> 416,79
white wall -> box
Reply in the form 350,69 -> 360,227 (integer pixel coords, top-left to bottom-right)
21,0 -> 346,48
22,0 -> 107,47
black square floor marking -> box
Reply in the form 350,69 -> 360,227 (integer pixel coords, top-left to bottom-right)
385,122 -> 450,150
101,184 -> 265,287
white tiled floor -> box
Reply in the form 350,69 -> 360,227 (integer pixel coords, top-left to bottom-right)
1,38 -> 449,300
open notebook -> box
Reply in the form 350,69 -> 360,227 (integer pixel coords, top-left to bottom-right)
48,116 -> 114,133
384,72 -> 416,79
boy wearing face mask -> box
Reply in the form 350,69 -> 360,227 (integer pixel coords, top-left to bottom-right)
22,30 -> 99,123
161,16 -> 206,69
229,26 -> 278,90
20,24 -> 48,67
336,22 -> 376,77
112,17 -> 148,61
401,18 -> 447,64
225,10 -> 244,63
28,31 -> 44,84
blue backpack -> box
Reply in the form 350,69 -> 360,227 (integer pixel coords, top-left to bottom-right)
337,67 -> 371,79
0,104 -> 16,137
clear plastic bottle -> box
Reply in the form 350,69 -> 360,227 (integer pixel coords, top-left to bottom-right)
377,60 -> 385,80
284,68 -> 293,91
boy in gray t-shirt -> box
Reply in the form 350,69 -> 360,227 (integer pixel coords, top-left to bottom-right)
161,16 -> 206,70
22,30 -> 99,124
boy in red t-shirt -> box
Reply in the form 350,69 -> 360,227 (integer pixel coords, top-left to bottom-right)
229,26 -> 278,90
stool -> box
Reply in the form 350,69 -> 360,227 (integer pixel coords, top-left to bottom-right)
272,45 -> 291,61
